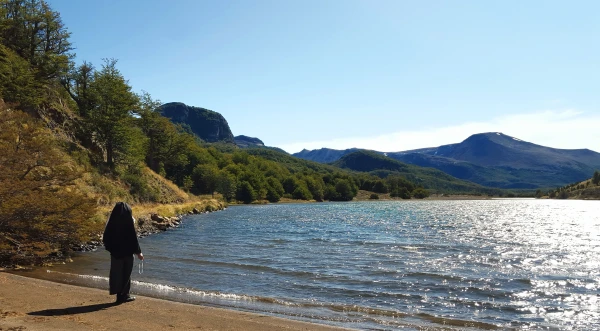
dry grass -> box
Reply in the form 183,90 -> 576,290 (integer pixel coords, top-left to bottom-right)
140,167 -> 190,203
564,179 -> 600,200
94,199 -> 227,222
76,165 -> 226,224
132,199 -> 226,219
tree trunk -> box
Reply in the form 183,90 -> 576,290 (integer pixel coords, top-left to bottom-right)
106,142 -> 114,168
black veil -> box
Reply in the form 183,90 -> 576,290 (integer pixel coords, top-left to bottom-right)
102,202 -> 141,258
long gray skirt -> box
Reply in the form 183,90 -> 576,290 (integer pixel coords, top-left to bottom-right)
109,255 -> 134,295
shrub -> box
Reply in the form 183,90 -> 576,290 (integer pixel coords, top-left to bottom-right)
0,109 -> 100,266
412,188 -> 430,199
236,181 -> 256,204
558,190 -> 569,199
391,187 -> 411,199
292,185 -> 313,200
593,171 -> 600,185
369,193 -> 379,200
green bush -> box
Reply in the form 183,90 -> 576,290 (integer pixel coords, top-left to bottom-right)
391,187 -> 411,199
292,185 -> 313,200
412,188 -> 430,199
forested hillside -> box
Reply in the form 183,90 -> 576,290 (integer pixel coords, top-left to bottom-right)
332,150 -> 503,196
543,170 -> 600,200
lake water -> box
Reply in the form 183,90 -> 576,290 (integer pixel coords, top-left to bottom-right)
25,200 -> 600,330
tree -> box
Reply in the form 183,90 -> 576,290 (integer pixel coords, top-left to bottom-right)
305,176 -> 324,201
236,180 -> 256,204
372,180 -> 388,193
136,91 -> 163,169
265,177 -> 284,202
412,187 -> 430,199
62,61 -> 95,117
0,109 -> 98,265
391,187 -> 411,199
87,59 -> 139,168
192,164 -> 219,195
136,93 -> 199,184
0,44 -> 43,107
0,0 -> 73,80
386,176 -> 415,193
593,171 -> 600,185
282,176 -> 299,194
216,171 -> 237,201
557,190 -> 569,199
324,184 -> 339,201
333,179 -> 356,201
292,185 -> 312,200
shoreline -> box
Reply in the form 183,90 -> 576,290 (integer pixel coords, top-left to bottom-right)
0,272 -> 353,331
1,199 -> 227,269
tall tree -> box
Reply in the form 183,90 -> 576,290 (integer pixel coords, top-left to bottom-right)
87,58 -> 139,168
0,44 -> 41,106
192,163 -> 219,195
0,0 -> 73,80
61,61 -> 95,117
216,170 -> 237,201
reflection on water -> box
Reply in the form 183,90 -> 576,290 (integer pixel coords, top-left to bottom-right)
21,199 -> 600,330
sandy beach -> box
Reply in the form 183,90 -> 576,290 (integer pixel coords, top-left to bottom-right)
0,272 -> 352,331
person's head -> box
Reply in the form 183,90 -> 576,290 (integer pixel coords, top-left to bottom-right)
110,202 -> 132,219
106,202 -> 135,234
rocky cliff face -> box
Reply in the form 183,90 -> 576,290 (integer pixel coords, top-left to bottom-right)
159,102 -> 234,143
234,135 -> 264,148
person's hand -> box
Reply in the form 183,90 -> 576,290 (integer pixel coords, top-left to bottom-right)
136,253 -> 144,260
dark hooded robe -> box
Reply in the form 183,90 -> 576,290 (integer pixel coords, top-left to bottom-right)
103,202 -> 142,296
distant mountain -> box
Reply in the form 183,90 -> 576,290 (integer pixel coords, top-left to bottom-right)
159,102 -> 234,143
294,133 -> 600,189
234,135 -> 264,148
391,132 -> 600,170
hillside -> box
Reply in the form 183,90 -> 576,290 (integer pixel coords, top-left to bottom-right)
545,171 -> 600,200
294,148 -> 361,163
294,133 -> 600,189
331,150 -> 500,194
159,102 -> 234,143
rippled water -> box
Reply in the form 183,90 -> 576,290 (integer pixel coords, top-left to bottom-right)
27,200 -> 600,330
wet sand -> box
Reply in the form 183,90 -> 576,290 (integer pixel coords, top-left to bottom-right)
0,272 -> 352,331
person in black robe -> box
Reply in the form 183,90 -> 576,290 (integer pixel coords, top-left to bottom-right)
102,202 -> 144,304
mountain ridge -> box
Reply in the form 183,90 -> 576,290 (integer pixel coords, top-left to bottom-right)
293,132 -> 600,189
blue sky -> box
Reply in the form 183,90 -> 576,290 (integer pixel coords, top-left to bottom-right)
49,0 -> 600,153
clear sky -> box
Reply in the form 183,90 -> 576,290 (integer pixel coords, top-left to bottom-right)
48,0 -> 600,153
